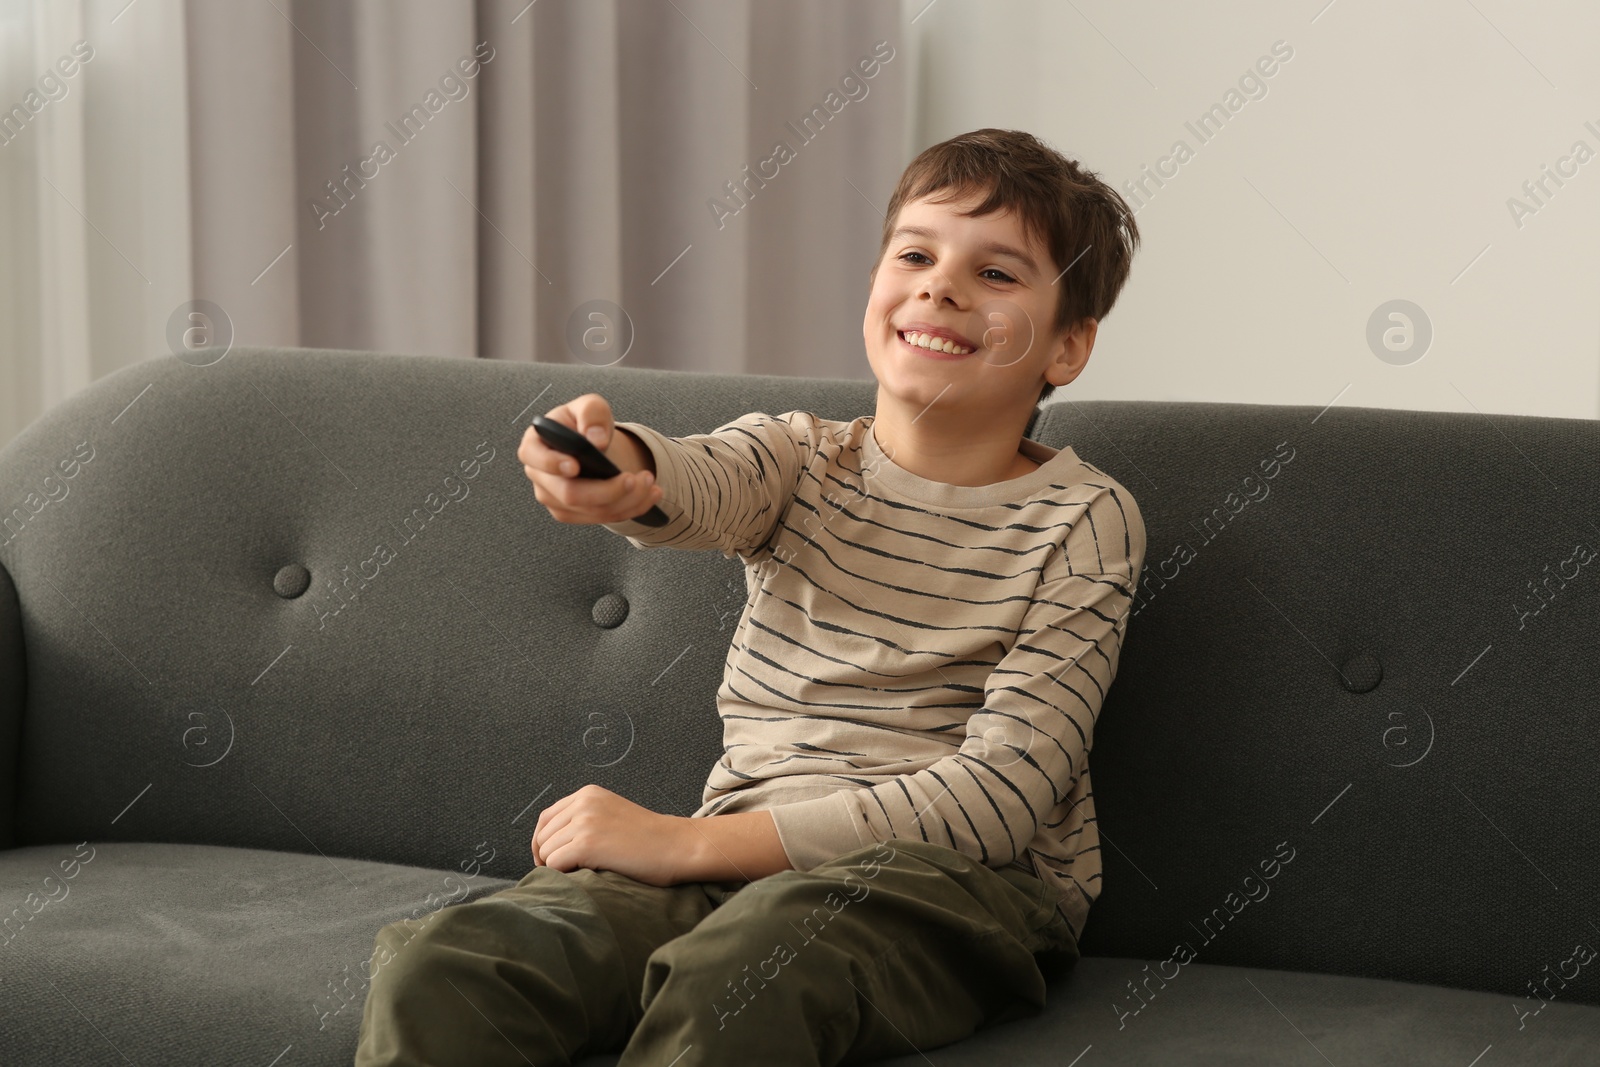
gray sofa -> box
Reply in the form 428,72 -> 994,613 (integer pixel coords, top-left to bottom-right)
3,346 -> 1598,1064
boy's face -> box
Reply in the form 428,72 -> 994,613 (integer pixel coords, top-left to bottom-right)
863,188 -> 1093,427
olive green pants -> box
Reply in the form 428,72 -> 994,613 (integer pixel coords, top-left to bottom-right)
353,839 -> 1080,1066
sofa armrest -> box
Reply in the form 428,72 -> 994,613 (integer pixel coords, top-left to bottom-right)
0,560 -> 23,850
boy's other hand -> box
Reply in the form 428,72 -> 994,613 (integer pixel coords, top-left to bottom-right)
531,784 -> 689,887
519,392 -> 663,525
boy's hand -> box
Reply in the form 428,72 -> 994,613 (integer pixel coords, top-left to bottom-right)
530,784 -> 690,887
519,392 -> 663,525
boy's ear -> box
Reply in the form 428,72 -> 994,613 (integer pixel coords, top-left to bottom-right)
1048,317 -> 1097,386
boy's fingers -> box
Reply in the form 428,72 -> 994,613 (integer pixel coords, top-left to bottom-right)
516,425 -> 537,466
598,485 -> 650,524
519,424 -> 559,469
519,425 -> 586,478
594,472 -> 657,519
522,394 -> 646,524
539,402 -> 578,433
534,469 -> 656,524
527,395 -> 614,459
551,469 -> 631,508
621,474 -> 660,519
571,394 -> 613,448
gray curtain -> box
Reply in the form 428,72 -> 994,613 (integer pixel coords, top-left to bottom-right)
186,0 -> 909,371
0,0 -> 910,449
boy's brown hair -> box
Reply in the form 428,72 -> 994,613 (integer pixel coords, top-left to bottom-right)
868,129 -> 1140,431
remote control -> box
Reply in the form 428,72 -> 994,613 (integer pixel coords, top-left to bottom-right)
531,416 -> 670,527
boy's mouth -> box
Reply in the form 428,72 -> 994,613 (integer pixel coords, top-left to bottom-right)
896,327 -> 977,359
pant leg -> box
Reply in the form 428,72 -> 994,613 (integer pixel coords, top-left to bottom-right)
615,839 -> 1080,1067
353,864 -> 738,1067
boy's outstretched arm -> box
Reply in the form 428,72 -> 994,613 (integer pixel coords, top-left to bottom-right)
598,411 -> 820,560
521,392 -> 818,561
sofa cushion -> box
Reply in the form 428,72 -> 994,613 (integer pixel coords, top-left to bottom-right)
0,841 -> 515,1062
864,956 -> 1600,1066
13,840 -> 1593,1065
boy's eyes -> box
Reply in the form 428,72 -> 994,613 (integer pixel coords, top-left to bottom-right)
895,250 -> 1016,284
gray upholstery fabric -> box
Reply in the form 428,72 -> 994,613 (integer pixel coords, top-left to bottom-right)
1,841 -> 516,1059
0,560 -> 22,851
1,347 -> 1597,1063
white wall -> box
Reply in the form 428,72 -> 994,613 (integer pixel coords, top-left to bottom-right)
902,0 -> 1600,419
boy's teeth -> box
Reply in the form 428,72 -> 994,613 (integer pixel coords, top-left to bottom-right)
903,331 -> 971,355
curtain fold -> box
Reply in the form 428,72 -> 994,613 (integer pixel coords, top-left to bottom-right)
1,0 -> 910,448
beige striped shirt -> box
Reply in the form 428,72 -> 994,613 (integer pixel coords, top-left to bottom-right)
600,411 -> 1145,939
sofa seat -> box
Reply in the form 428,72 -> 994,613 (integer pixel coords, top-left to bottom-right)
865,960 -> 1600,1066
572,957 -> 1600,1065
0,841 -> 518,1062
7,843 -> 1593,1066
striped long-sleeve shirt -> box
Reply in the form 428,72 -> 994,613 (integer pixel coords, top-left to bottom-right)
600,410 -> 1145,939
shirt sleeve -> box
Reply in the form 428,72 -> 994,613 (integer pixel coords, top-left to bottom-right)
598,410 -> 817,562
763,482 -> 1147,872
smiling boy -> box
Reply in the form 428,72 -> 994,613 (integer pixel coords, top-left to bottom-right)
356,128 -> 1145,1067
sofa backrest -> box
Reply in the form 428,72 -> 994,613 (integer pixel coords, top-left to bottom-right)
1,348 -> 1596,1007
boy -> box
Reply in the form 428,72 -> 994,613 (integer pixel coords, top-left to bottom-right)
355,128 -> 1144,1066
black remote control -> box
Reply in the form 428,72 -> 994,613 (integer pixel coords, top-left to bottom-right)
531,416 -> 670,527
